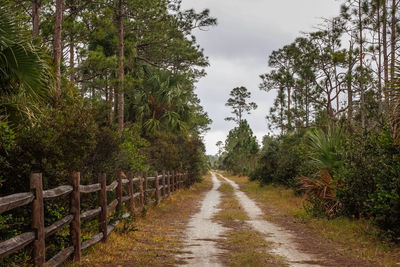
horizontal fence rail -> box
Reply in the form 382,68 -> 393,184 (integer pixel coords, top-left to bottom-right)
0,170 -> 191,267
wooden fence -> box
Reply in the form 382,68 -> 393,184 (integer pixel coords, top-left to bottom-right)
0,170 -> 190,266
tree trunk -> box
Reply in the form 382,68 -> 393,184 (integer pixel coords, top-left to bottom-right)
305,85 -> 309,127
287,86 -> 291,130
54,0 -> 64,106
383,0 -> 390,107
348,41 -> 354,122
69,1 -> 76,83
327,89 -> 334,119
390,0 -> 397,98
32,0 -> 41,37
81,80 -> 85,97
69,34 -> 74,83
279,87 -> 284,134
109,87 -> 114,125
117,0 -> 124,132
359,0 -> 365,129
77,55 -> 84,96
377,0 -> 383,111
105,79 -> 109,102
114,89 -> 118,120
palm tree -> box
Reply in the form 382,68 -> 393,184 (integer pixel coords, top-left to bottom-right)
0,3 -> 54,126
131,67 -> 190,135
300,127 -> 343,217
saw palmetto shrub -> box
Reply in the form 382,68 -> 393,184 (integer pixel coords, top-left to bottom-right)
299,127 -> 344,217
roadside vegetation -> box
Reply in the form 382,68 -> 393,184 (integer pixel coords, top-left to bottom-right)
0,0 -> 215,264
224,173 -> 400,266
214,0 -> 400,248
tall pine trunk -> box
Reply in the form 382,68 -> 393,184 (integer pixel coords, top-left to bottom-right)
69,1 -> 76,83
109,87 -> 114,125
287,86 -> 291,130
279,87 -> 284,134
348,41 -> 354,123
390,0 -> 397,98
305,84 -> 309,127
32,0 -> 41,37
54,0 -> 64,105
117,0 -> 124,132
359,0 -> 365,129
383,0 -> 390,107
377,0 -> 383,110
69,34 -> 74,82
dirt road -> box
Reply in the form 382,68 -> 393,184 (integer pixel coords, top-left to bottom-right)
179,172 -> 228,266
218,173 -> 323,266
180,172 -> 323,266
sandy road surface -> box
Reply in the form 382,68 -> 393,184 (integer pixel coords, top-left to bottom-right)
179,172 -> 228,266
180,172 -> 324,266
218,173 -> 323,267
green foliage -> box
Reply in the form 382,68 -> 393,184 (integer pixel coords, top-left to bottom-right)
252,127 -> 400,240
299,127 -> 344,217
0,0 -> 213,264
335,129 -> 400,240
0,96 -> 99,193
225,86 -> 257,125
250,132 -> 311,188
0,3 -> 54,126
306,127 -> 344,173
0,121 -> 14,185
222,120 -> 259,175
118,124 -> 148,172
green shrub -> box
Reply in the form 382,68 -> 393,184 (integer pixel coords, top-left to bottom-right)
336,129 -> 400,241
250,131 -> 311,188
0,121 -> 14,187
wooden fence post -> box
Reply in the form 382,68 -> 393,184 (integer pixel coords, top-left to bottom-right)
138,173 -> 144,209
98,173 -> 107,243
171,170 -> 175,193
30,173 -> 45,267
154,171 -> 160,204
162,170 -> 166,199
143,172 -> 148,205
180,172 -> 183,188
167,171 -> 171,197
175,171 -> 178,191
116,171 -> 123,211
70,172 -> 81,262
127,171 -> 134,213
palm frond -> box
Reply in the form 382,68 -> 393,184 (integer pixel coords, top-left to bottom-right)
0,4 -> 54,127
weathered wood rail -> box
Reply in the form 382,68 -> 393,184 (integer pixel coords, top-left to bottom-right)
0,170 -> 190,266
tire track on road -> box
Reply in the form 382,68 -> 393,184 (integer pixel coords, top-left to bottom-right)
218,173 -> 324,267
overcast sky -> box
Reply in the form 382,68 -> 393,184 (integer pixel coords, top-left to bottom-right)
181,0 -> 342,155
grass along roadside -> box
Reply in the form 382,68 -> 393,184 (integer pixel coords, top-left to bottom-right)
213,176 -> 287,267
220,171 -> 400,266
65,173 -> 212,267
